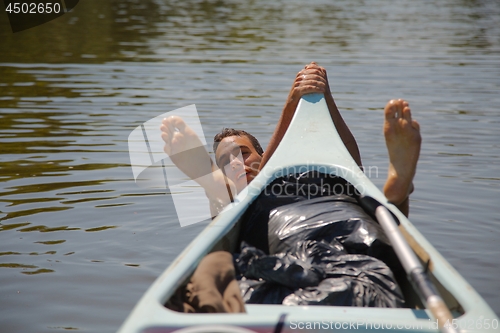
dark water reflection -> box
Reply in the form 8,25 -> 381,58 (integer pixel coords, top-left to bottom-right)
1,0 -> 499,332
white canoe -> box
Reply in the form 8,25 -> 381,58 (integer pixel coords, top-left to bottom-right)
118,94 -> 498,333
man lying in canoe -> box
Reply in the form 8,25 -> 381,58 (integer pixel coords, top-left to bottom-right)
161,62 -> 421,312
161,62 -> 420,218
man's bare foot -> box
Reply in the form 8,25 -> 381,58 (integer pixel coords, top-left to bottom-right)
383,99 -> 421,211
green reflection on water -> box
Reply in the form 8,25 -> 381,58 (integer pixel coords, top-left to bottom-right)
61,196 -> 118,205
0,0 -> 162,64
0,110 -> 109,142
1,180 -> 114,197
18,225 -> 81,232
27,251 -> 57,255
0,263 -> 55,275
47,327 -> 78,331
0,222 -> 30,231
0,197 -> 61,207
0,263 -> 37,268
0,207 -> 71,222
124,263 -> 140,268
35,240 -> 66,245
21,268 -> 55,275
95,203 -> 130,208
0,251 -> 22,256
85,225 -> 117,232
0,67 -> 81,109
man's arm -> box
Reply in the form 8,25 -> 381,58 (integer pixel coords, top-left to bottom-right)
259,62 -> 362,170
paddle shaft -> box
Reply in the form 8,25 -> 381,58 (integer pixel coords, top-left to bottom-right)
375,206 -> 459,333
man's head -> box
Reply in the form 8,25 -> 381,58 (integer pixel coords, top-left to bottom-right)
213,128 -> 263,192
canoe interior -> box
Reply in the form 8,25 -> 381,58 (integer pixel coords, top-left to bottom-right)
166,174 -> 464,315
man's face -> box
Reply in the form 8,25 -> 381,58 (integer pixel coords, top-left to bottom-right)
215,135 -> 262,192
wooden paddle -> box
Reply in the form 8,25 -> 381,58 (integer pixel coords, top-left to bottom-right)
359,195 -> 459,333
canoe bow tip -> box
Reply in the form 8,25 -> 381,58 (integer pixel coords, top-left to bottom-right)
302,93 -> 324,104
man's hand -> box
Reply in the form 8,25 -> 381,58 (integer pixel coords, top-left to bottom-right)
289,62 -> 332,102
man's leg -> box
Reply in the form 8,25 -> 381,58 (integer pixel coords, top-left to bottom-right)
382,99 -> 421,217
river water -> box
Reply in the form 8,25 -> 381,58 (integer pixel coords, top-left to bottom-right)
0,1 -> 499,332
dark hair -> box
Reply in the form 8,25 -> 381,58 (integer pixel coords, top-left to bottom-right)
213,128 -> 264,163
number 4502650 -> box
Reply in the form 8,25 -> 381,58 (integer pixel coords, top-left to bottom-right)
444,319 -> 498,330
5,2 -> 62,14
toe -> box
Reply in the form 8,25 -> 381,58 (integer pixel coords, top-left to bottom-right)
384,100 -> 398,120
412,119 -> 420,131
400,99 -> 409,109
402,106 -> 412,122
